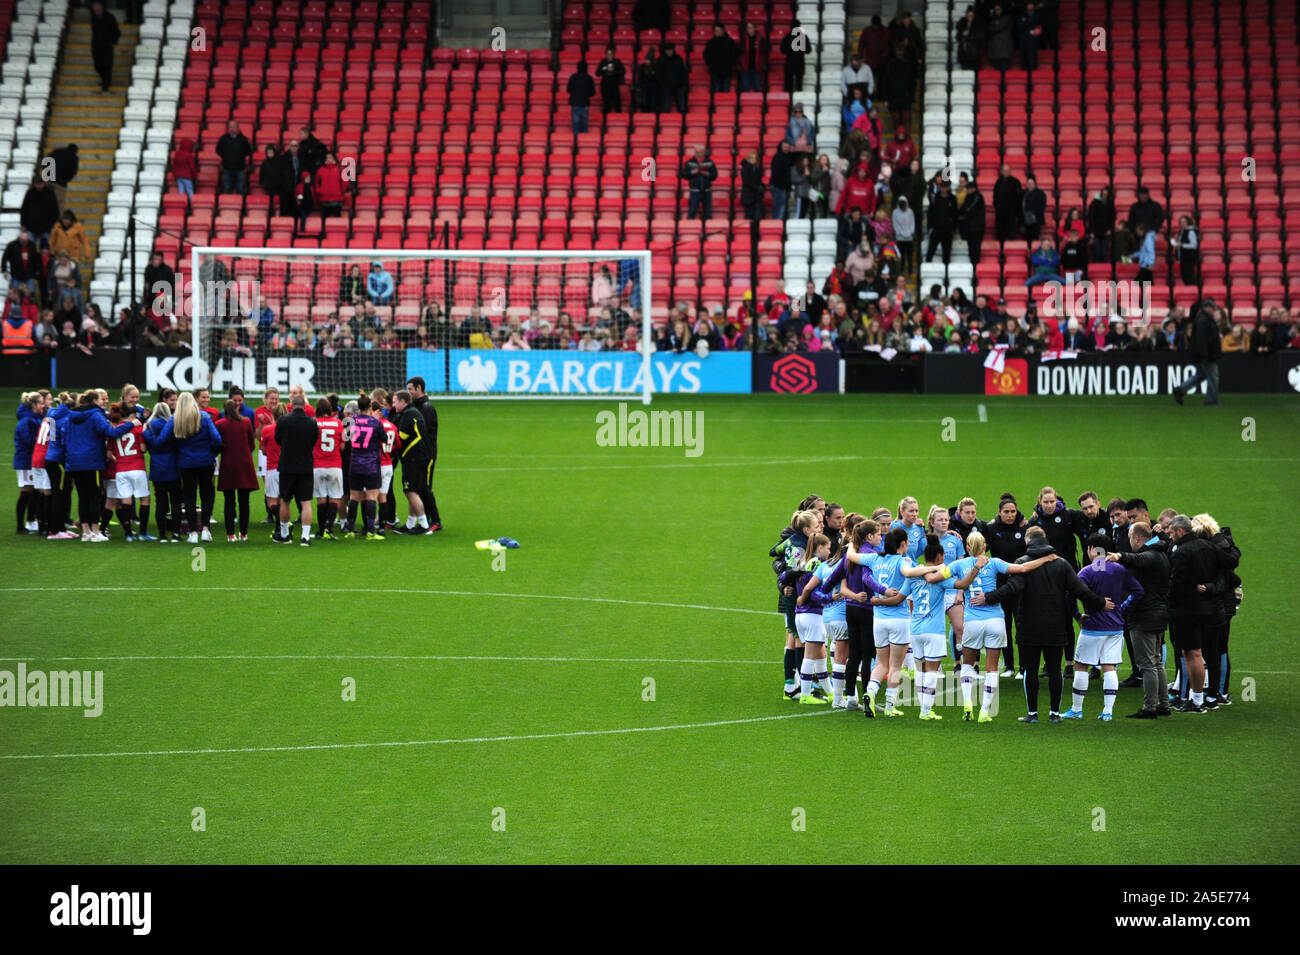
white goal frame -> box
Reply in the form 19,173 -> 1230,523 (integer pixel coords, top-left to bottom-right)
190,246 -> 653,404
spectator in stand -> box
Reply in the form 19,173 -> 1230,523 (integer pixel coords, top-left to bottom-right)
634,48 -> 659,113
808,154 -> 831,218
770,140 -> 794,220
1025,238 -> 1065,286
1173,301 -> 1222,405
1056,207 -> 1085,245
44,143 -> 79,209
566,62 -> 596,134
1060,233 -> 1086,282
843,87 -> 868,129
170,137 -> 197,198
925,178 -> 959,265
1127,186 -> 1164,234
3,288 -> 37,353
880,125 -> 916,172
1017,1 -> 1042,70
1264,308 -> 1295,350
1221,323 -> 1248,352
957,177 -> 986,264
1105,319 -> 1135,350
778,23 -> 807,94
986,4 -> 1014,71
250,296 -> 275,342
656,43 -> 689,114
20,180 -> 60,248
955,5 -> 982,70
845,240 -> 875,293
591,265 -> 616,306
596,46 -> 626,112
740,150 -> 765,220
841,53 -> 874,102
704,23 -> 740,93
293,171 -> 314,233
1172,214 -> 1200,285
297,125 -> 327,176
880,46 -> 917,129
215,121 -> 253,196
1134,224 -> 1156,284
994,164 -> 1023,241
314,152 -> 347,217
50,211 -> 89,265
680,145 -> 718,220
889,10 -> 924,64
1021,175 -> 1046,241
367,262 -> 394,305
837,163 -> 877,217
1087,186 -> 1116,261
89,1 -> 120,91
632,0 -> 669,32
785,103 -> 815,154
3,232 -> 45,300
258,145 -> 286,213
837,207 -> 867,260
1156,314 -> 1187,351
857,15 -> 890,75
738,20 -> 769,92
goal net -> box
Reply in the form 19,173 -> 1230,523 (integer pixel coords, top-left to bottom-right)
187,248 -> 653,402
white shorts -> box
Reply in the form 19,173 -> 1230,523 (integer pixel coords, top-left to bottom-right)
264,470 -> 280,498
824,619 -> 848,643
16,469 -> 33,487
115,470 -> 149,500
313,467 -> 344,499
911,631 -> 947,662
31,468 -> 50,491
1075,631 -> 1124,667
795,613 -> 826,645
257,450 -> 267,477
873,617 -> 910,649
380,464 -> 393,495
962,617 -> 1007,650
944,590 -> 962,611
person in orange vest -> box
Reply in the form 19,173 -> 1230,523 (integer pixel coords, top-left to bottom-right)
3,287 -> 37,354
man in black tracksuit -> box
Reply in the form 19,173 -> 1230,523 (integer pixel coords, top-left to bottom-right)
1166,515 -> 1220,712
1200,525 -> 1240,708
1113,522 -> 1171,717
680,147 -> 719,221
978,526 -> 1108,721
273,395 -> 319,546
393,387 -> 440,533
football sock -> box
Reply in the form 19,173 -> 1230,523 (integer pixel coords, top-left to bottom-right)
16,495 -> 26,532
920,670 -> 937,716
362,500 -> 377,532
138,505 -> 149,534
960,663 -> 975,706
794,645 -> 805,677
347,500 -> 358,528
101,507 -> 112,529
831,663 -> 845,702
119,505 -> 136,535
866,678 -> 880,703
817,662 -> 831,695
301,522 -> 311,541
799,656 -> 815,696
903,648 -> 915,671
406,515 -> 417,529
1191,689 -> 1204,706
982,672 -> 998,712
1072,670 -> 1089,712
783,647 -> 796,684
884,685 -> 899,710
1102,670 -> 1118,715
418,514 -> 429,528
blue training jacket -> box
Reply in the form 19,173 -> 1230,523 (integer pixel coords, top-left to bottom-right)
44,403 -> 70,466
144,415 -> 179,482
63,406 -> 135,471
12,404 -> 39,470
157,413 -> 222,468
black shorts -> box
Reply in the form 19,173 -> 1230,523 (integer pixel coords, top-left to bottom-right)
1174,614 -> 1204,652
401,458 -> 432,494
350,470 -> 381,491
278,470 -> 314,504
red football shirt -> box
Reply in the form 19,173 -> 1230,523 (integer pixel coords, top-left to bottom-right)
260,422 -> 281,470
313,416 -> 343,468
112,424 -> 147,472
32,417 -> 51,469
380,418 -> 398,466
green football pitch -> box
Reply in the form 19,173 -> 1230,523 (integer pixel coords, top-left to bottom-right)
1,391 -> 1298,864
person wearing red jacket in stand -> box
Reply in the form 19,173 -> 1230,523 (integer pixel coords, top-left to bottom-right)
836,163 -> 877,217
216,398 -> 258,540
851,105 -> 883,153
1056,207 -> 1086,245
880,125 -> 916,171
313,152 -> 347,218
856,15 -> 891,76
170,137 -> 198,198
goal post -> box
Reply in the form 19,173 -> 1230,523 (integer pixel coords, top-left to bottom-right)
188,247 -> 653,403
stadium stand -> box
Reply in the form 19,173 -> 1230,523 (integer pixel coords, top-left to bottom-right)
0,0 -> 61,235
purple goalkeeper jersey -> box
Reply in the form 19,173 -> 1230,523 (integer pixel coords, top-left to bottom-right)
347,413 -> 383,473
1076,559 -> 1144,632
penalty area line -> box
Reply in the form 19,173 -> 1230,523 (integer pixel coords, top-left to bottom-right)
0,710 -> 833,761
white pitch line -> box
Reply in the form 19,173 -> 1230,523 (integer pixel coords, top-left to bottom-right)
0,586 -> 773,616
0,711 -> 833,761
977,403 -> 988,423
